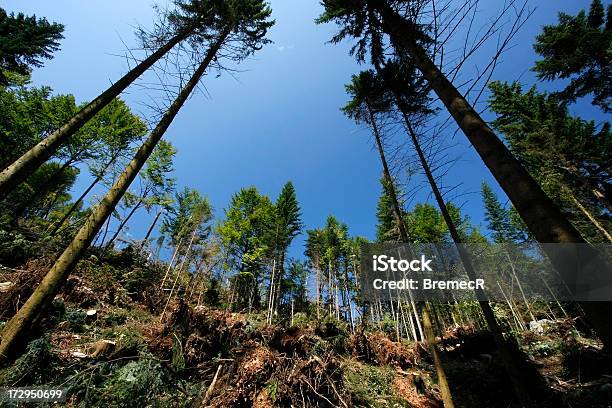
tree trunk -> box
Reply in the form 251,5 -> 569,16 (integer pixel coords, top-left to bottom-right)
368,105 -> 409,242
400,112 -> 534,405
273,251 -> 286,316
422,307 -> 455,408
105,198 -> 144,251
378,7 -> 612,350
162,227 -> 198,320
368,102 -> 454,405
315,263 -> 321,320
50,154 -> 118,236
267,257 -> 277,324
0,32 -> 228,364
569,191 -> 612,243
143,209 -> 163,243
0,31 -> 190,200
380,7 -> 583,244
50,174 -> 99,236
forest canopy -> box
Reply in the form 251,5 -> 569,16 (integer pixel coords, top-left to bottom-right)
0,1 -> 610,407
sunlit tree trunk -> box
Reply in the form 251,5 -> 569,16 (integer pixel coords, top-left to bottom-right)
568,191 -> 612,242
0,31 -> 189,200
0,32 -> 228,363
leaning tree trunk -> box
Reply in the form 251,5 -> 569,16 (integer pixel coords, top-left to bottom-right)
400,109 -> 533,405
0,31 -> 190,201
12,157 -> 76,220
422,307 -> 455,408
367,105 -> 409,242
105,197 -> 144,251
380,6 -> 583,244
379,5 -> 612,351
368,107 -> 455,408
143,209 -> 163,242
50,154 -> 117,236
0,32 -> 228,364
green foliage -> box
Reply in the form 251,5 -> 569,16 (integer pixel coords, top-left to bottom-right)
321,216 -> 350,272
82,98 -> 147,159
402,202 -> 485,244
317,0 -> 431,66
481,182 -> 529,243
108,140 -> 176,247
0,84 -> 76,167
0,337 -> 56,386
162,187 -> 212,248
228,271 -> 258,311
273,181 -> 303,252
281,259 -> 309,312
141,139 -> 177,208
376,177 -> 406,243
533,0 -> 611,111
489,81 -> 612,242
7,161 -> 79,220
378,59 -> 434,120
63,308 -> 88,332
121,265 -> 163,296
0,7 -> 64,85
373,313 -> 400,338
218,186 -> 275,278
405,203 -> 447,243
112,327 -> 147,356
80,97 -> 148,179
342,70 -> 391,123
529,340 -> 561,358
171,333 -> 186,371
265,379 -> 278,402
306,216 -> 363,320
315,314 -> 350,354
0,91 -> 148,226
73,252 -> 161,303
101,312 -> 128,327
343,361 -> 411,408
92,358 -> 165,408
0,228 -> 36,265
291,312 -> 310,328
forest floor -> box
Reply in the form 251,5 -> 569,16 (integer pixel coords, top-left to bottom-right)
0,244 -> 611,407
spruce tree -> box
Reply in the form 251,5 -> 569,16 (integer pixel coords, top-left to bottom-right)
488,81 -> 611,242
270,181 -> 303,314
481,182 -> 527,244
317,0 -> 586,245
375,177 -> 399,242
0,7 -> 64,85
0,0 -> 274,362
533,0 -> 611,111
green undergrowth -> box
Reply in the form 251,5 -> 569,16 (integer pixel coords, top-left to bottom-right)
343,360 -> 411,408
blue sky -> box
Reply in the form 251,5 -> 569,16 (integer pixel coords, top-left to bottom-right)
3,0 -> 607,259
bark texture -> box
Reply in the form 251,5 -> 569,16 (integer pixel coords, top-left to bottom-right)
0,32 -> 188,200
0,33 -> 227,364
378,4 -> 612,351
